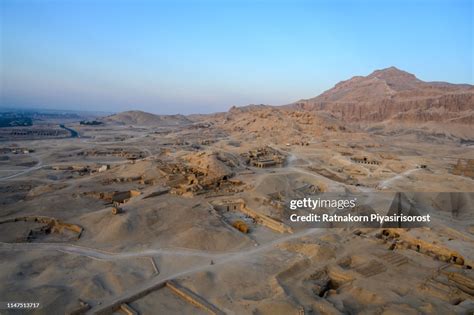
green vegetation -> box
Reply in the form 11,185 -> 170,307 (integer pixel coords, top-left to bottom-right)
80,120 -> 103,125
0,117 -> 33,128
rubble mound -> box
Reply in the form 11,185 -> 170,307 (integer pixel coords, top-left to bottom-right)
83,190 -> 141,204
157,151 -> 244,197
183,151 -> 234,181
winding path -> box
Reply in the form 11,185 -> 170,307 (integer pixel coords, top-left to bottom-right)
378,168 -> 420,189
0,154 -> 43,181
87,228 -> 320,314
0,228 -> 321,314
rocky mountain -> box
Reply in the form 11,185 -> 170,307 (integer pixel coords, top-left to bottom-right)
290,67 -> 474,125
103,110 -> 192,126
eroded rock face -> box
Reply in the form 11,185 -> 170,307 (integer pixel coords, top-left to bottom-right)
291,67 -> 474,124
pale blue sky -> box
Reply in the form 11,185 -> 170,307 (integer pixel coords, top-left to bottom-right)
1,0 -> 472,114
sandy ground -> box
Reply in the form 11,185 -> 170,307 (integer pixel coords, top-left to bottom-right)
0,118 -> 473,315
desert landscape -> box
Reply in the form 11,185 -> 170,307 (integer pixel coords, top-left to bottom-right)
0,67 -> 473,314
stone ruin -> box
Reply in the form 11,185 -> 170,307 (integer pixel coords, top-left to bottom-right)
232,220 -> 249,233
452,159 -> 474,179
111,206 -> 123,215
101,174 -> 157,185
211,199 -> 246,212
83,190 -> 141,204
162,152 -> 243,197
211,198 -> 292,234
0,216 -> 83,242
287,140 -> 310,146
351,156 -> 381,165
377,229 -> 472,269
51,164 -> 110,176
241,146 -> 286,168
267,183 -> 321,206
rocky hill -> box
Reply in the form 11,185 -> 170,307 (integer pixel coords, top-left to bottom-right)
290,67 -> 474,125
103,110 -> 192,126
210,106 -> 346,143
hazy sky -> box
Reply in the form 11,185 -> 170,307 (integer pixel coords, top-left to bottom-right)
1,0 -> 472,114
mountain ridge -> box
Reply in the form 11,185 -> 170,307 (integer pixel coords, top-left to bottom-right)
287,67 -> 473,124
103,110 -> 192,126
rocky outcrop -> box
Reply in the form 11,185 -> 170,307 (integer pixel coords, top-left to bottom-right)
290,67 -> 474,124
